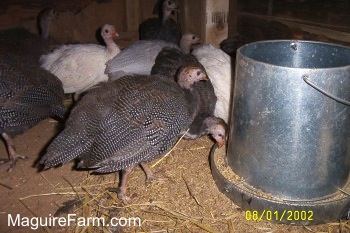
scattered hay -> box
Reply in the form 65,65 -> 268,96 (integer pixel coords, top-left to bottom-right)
18,137 -> 350,232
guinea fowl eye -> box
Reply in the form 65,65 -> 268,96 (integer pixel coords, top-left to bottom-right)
197,71 -> 201,76
192,36 -> 196,40
105,29 -> 109,33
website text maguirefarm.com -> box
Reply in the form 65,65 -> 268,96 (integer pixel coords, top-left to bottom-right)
8,213 -> 141,230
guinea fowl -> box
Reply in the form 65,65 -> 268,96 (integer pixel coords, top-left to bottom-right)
192,44 -> 232,123
151,47 -> 226,140
39,24 -> 120,100
40,65 -> 226,203
139,0 -> 182,45
0,7 -> 58,66
0,62 -> 65,171
105,33 -> 200,80
219,34 -> 248,59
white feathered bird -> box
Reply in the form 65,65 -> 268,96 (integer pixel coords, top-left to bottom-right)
192,44 -> 232,123
39,24 -> 120,100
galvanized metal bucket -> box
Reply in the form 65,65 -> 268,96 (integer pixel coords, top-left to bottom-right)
228,40 -> 350,200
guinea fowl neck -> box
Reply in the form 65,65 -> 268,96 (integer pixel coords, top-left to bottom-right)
161,7 -> 173,24
180,40 -> 191,54
40,20 -> 51,40
105,38 -> 120,54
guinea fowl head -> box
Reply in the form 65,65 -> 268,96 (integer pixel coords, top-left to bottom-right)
161,0 -> 179,23
176,65 -> 208,90
204,117 -> 227,148
101,24 -> 119,39
180,33 -> 201,54
38,7 -> 58,40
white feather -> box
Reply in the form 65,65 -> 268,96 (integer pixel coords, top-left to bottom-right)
192,44 -> 232,123
39,24 -> 120,94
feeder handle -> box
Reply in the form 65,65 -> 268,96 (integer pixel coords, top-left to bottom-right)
303,75 -> 350,106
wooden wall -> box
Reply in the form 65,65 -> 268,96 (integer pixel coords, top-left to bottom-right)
229,0 -> 350,46
0,0 -> 210,46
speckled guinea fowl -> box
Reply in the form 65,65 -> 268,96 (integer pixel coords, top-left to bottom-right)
0,62 -> 65,170
40,65 -> 224,203
0,8 -> 58,66
219,34 -> 248,58
151,47 -> 224,141
105,33 -> 200,80
139,0 -> 182,45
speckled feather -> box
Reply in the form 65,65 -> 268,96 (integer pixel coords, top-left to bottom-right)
151,47 -> 217,137
0,63 -> 65,136
40,74 -> 199,173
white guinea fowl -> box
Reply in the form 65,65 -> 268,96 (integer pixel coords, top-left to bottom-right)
192,44 -> 232,123
105,33 -> 200,80
39,24 -> 120,100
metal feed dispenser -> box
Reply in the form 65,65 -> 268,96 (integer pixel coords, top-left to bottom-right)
211,40 -> 350,225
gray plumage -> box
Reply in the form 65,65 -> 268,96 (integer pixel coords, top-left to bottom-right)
151,47 -> 217,139
105,33 -> 200,81
0,62 -> 65,169
219,34 -> 248,59
40,66 -> 207,202
40,73 -> 201,171
105,40 -> 179,80
0,8 -> 58,66
0,8 -> 63,170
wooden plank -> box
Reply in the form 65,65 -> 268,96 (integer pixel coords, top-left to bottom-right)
238,12 -> 350,46
228,0 -> 238,36
178,0 -> 204,39
205,0 -> 229,45
125,0 -> 140,31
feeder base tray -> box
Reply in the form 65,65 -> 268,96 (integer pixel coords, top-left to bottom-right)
210,144 -> 350,225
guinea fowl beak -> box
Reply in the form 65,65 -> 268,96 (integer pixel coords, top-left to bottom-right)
112,29 -> 119,37
217,139 -> 225,148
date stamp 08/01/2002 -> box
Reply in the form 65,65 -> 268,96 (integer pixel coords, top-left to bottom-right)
245,210 -> 314,222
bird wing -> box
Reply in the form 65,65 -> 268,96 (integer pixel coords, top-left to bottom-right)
105,40 -> 179,77
41,75 -> 190,172
40,44 -> 109,93
0,63 -> 65,134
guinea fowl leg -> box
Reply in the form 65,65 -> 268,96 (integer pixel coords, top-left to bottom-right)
107,167 -> 133,204
1,132 -> 27,171
140,162 -> 167,184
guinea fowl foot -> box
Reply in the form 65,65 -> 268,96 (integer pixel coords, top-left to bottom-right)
140,162 -> 167,184
1,155 -> 27,172
107,167 -> 133,204
107,187 -> 131,204
1,132 -> 28,172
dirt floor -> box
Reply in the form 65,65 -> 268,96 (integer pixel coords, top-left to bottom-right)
1,115 -> 350,233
